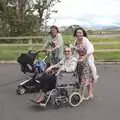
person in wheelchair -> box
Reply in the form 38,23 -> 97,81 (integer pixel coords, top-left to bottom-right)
46,47 -> 77,73
33,47 -> 77,105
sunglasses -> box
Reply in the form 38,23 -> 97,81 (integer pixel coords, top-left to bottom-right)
64,50 -> 70,53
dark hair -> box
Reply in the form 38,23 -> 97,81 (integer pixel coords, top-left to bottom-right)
49,25 -> 60,34
73,27 -> 88,38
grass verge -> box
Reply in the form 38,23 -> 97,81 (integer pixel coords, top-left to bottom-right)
0,35 -> 120,61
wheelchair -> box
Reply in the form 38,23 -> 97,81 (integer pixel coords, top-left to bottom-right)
31,71 -> 92,108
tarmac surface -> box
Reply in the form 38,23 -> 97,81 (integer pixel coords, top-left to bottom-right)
0,63 -> 120,120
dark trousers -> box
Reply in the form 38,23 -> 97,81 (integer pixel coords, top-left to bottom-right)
38,73 -> 57,93
51,48 -> 60,64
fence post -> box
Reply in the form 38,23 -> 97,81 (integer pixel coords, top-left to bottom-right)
28,38 -> 33,50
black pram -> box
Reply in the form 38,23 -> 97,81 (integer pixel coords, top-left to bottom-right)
16,50 -> 49,95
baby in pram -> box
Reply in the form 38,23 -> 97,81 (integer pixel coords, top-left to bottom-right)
33,47 -> 78,105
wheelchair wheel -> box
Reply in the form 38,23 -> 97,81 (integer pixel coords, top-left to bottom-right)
69,92 -> 81,107
54,99 -> 62,109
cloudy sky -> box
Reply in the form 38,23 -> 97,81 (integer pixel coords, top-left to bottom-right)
48,0 -> 120,27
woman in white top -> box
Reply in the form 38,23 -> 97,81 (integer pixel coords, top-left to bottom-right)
44,25 -> 64,64
47,47 -> 77,73
73,27 -> 99,82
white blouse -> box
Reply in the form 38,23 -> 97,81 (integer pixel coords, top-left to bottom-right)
53,56 -> 77,72
82,37 -> 94,55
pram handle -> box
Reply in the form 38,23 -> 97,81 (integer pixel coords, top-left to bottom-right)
34,50 -> 48,55
36,49 -> 51,53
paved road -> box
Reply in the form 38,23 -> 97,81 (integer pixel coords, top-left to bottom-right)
0,64 -> 120,120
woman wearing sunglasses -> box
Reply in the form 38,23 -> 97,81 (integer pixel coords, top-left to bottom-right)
46,47 -> 77,73
33,47 -> 77,105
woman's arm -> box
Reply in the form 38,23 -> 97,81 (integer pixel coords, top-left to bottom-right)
83,37 -> 94,58
74,39 -> 77,46
58,33 -> 63,47
43,36 -> 51,49
46,58 -> 65,72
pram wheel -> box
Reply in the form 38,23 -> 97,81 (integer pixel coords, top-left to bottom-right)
16,86 -> 26,95
69,92 -> 81,107
54,99 -> 62,109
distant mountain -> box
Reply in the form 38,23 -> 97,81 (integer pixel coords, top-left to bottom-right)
76,18 -> 120,30
48,16 -> 120,30
57,19 -> 120,31
79,23 -> 120,30
100,26 -> 120,31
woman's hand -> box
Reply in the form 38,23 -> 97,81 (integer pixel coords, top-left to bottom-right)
55,67 -> 65,76
45,66 -> 53,72
46,49 -> 52,52
78,58 -> 83,62
78,56 -> 86,62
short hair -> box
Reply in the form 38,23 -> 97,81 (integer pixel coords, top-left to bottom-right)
73,27 -> 88,38
49,25 -> 60,34
78,47 -> 87,56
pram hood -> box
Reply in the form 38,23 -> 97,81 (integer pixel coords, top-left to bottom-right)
17,50 -> 47,73
17,51 -> 37,73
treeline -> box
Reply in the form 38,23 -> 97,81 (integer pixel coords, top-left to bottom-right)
0,0 -> 60,37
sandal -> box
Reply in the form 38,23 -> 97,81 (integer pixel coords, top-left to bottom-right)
30,99 -> 40,104
86,94 -> 94,100
36,97 -> 44,103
